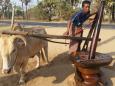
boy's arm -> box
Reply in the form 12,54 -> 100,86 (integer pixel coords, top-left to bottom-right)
87,12 -> 98,25
63,20 -> 72,35
89,12 -> 97,17
63,12 -> 79,36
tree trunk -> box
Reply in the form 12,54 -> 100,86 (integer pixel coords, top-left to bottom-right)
22,2 -> 25,19
112,3 -> 115,21
26,5 -> 28,20
109,8 -> 112,22
2,5 -> 5,19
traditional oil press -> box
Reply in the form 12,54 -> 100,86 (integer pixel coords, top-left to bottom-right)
70,0 -> 112,86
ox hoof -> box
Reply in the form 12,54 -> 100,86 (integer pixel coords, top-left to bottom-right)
36,66 -> 42,69
19,80 -> 26,85
35,65 -> 39,69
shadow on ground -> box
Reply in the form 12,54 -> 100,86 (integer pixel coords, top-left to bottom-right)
26,51 -> 74,84
98,36 -> 115,47
0,51 -> 115,86
102,57 -> 115,86
0,51 -> 74,86
106,52 -> 115,56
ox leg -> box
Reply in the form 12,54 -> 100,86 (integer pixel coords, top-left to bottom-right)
19,70 -> 26,84
40,48 -> 49,66
35,52 -> 41,69
43,44 -> 49,63
14,65 -> 26,84
19,59 -> 28,84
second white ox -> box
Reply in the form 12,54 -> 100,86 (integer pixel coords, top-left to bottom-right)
0,27 -> 48,84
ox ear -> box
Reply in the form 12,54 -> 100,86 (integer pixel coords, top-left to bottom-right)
12,35 -> 27,46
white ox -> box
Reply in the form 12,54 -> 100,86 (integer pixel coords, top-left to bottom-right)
0,27 -> 48,84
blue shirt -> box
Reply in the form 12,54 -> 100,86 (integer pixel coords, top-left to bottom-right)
71,11 -> 90,26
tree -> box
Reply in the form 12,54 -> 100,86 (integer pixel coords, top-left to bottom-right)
65,0 -> 79,6
0,0 -> 3,18
27,0 -> 79,21
28,2 -> 47,20
0,0 -> 12,19
105,0 -> 113,22
55,1 -> 77,20
41,0 -> 77,21
92,0 -> 114,22
15,6 -> 23,18
21,0 -> 31,19
20,0 -> 25,19
112,1 -> 115,21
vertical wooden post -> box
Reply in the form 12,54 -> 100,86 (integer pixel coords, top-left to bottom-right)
11,6 -> 15,30
89,0 -> 105,59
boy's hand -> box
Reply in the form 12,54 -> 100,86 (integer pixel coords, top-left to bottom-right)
63,31 -> 69,36
88,19 -> 94,26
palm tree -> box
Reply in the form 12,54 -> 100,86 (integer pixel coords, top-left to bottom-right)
24,0 -> 31,19
20,0 -> 31,19
20,0 -> 25,19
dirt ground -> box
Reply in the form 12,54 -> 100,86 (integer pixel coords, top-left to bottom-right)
0,27 -> 115,86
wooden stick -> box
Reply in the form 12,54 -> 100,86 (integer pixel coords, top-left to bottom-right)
11,6 -> 15,29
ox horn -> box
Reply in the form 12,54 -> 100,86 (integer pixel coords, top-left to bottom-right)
12,35 -> 27,46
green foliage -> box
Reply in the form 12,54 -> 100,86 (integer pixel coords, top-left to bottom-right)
28,2 -> 50,20
0,0 -> 12,19
55,1 -> 76,20
104,0 -> 114,21
15,6 -> 23,17
28,0 -> 78,21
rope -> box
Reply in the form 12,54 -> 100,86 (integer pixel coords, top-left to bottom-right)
40,38 -> 69,44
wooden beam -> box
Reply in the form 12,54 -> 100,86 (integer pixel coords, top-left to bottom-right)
1,30 -> 101,41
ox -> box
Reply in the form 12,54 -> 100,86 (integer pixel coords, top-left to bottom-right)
0,27 -> 48,84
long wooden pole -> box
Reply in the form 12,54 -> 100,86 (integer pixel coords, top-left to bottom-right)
1,30 -> 101,41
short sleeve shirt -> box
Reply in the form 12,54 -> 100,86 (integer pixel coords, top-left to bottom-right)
71,11 -> 90,27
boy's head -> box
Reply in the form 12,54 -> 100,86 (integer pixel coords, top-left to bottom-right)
82,0 -> 91,13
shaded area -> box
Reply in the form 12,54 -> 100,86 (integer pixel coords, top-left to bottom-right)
98,36 -> 115,47
0,52 -> 74,86
106,52 -> 115,56
0,52 -> 114,86
26,51 -> 74,83
0,74 -> 19,86
100,67 -> 114,86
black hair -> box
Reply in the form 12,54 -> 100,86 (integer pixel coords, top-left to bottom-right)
82,0 -> 91,7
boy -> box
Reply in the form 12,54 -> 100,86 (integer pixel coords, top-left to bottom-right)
63,0 -> 97,56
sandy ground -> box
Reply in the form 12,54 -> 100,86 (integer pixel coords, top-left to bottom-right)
0,26 -> 115,86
